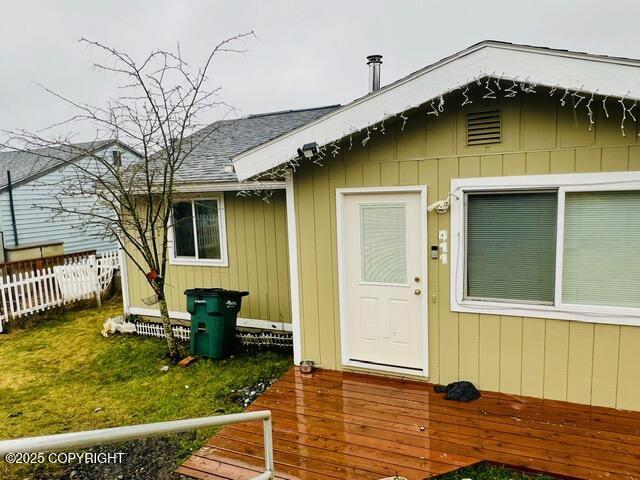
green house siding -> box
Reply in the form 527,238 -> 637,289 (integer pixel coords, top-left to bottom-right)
125,190 -> 291,323
293,91 -> 640,410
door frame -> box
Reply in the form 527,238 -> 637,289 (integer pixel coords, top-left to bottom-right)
336,185 -> 429,377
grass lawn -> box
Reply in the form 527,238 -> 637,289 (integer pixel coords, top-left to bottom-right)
0,295 -> 292,479
436,463 -> 556,480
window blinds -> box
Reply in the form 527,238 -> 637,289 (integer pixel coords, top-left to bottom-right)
466,192 -> 557,303
360,204 -> 407,284
195,199 -> 221,260
562,191 -> 640,308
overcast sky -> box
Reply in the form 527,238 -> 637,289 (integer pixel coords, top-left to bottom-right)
2,0 -> 639,140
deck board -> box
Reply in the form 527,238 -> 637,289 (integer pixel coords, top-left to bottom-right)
181,367 -> 640,480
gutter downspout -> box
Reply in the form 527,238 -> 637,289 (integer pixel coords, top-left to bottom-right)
7,171 -> 18,246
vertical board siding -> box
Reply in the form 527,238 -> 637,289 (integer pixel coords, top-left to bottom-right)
294,92 -> 640,410
567,322 -> 595,403
521,318 -> 546,397
313,166 -> 337,369
437,157 -> 459,384
420,158 -> 440,383
126,191 -> 291,323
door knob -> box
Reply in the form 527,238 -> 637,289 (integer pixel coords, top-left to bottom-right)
414,289 -> 422,295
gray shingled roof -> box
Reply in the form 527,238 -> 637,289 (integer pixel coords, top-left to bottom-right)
0,106 -> 338,189
0,140 -> 115,190
175,105 -> 339,183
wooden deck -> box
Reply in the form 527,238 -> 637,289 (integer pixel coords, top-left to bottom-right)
178,367 -> 640,480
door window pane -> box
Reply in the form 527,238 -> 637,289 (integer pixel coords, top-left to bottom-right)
466,192 -> 557,303
172,202 -> 195,257
195,200 -> 221,260
360,204 -> 407,284
562,191 -> 640,308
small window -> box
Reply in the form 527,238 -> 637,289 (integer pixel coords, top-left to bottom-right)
360,204 -> 407,284
171,196 -> 227,265
112,150 -> 122,167
467,110 -> 501,146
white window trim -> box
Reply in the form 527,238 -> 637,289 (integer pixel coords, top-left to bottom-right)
450,170 -> 640,327
168,194 -> 229,267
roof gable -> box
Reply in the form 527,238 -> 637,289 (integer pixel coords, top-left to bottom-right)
232,41 -> 640,181
0,140 -> 139,191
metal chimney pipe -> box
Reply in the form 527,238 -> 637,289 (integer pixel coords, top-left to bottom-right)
367,55 -> 383,93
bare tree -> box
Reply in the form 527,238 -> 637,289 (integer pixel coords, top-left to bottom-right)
1,33 -> 254,360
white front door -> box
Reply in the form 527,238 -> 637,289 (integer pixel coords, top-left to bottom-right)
338,189 -> 426,374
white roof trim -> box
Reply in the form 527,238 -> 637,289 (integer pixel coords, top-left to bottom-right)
232,41 -> 640,181
172,181 -> 285,192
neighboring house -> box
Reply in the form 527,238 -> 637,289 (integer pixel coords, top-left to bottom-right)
124,41 -> 640,411
122,106 -> 339,331
0,140 -> 140,255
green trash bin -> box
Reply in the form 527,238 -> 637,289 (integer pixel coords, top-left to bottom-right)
185,288 -> 249,359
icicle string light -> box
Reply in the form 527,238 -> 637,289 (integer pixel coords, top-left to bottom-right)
494,78 -> 501,90
331,142 -> 340,158
399,110 -> 409,131
629,101 -> 637,127
505,80 -> 518,98
428,99 -> 440,116
362,127 -> 371,146
587,91 -> 596,130
461,84 -> 473,105
572,86 -> 585,107
619,92 -> 632,136
241,75 -> 640,201
483,77 -> 496,99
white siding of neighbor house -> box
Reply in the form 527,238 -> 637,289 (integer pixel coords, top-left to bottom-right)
0,147 -> 139,254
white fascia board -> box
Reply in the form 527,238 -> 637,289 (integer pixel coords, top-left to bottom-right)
232,43 -> 640,181
125,181 -> 285,196
484,46 -> 640,98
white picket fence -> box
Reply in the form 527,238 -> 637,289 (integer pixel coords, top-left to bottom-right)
0,250 -> 120,332
96,250 -> 120,291
133,320 -> 293,347
135,322 -> 191,342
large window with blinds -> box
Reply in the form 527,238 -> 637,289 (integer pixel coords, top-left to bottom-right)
562,191 -> 640,308
169,195 -> 228,266
452,172 -> 640,325
466,191 -> 557,304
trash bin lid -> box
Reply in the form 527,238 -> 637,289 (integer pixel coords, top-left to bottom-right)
184,288 -> 248,297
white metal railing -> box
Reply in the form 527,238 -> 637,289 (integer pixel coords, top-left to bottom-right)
0,410 -> 275,480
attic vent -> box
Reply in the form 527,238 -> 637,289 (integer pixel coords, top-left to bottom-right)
467,110 -> 501,146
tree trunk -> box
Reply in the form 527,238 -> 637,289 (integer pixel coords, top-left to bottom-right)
157,290 -> 181,361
